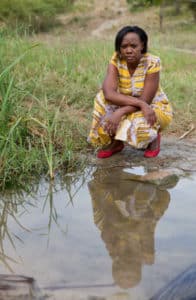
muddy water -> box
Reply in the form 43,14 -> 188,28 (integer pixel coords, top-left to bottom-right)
0,166 -> 196,300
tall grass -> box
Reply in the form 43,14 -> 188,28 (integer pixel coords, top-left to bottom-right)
0,24 -> 195,188
0,34 -> 106,188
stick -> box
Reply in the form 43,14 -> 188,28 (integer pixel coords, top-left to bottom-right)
179,123 -> 195,140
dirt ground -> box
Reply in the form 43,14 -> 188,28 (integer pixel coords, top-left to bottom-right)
90,135 -> 196,174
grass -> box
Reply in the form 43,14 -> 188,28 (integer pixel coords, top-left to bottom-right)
0,5 -> 195,189
0,33 -> 109,188
156,49 -> 196,135
0,0 -> 74,33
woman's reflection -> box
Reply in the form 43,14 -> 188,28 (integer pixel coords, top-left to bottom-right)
88,167 -> 172,289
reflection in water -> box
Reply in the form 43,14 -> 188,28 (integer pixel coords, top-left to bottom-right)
88,167 -> 172,289
0,169 -> 92,298
0,168 -> 91,271
0,188 -> 32,272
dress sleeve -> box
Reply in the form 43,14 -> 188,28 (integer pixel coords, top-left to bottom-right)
147,56 -> 161,74
110,52 -> 118,67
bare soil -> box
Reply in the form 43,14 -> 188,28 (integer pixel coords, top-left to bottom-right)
90,136 -> 196,174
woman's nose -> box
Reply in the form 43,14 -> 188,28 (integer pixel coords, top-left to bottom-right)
126,46 -> 132,53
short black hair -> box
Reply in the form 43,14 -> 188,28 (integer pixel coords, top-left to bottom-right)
115,26 -> 148,54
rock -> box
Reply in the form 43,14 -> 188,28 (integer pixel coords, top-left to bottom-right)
91,166 -> 180,189
0,274 -> 44,300
121,169 -> 180,189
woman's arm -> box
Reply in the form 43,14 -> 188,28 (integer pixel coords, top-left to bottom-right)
138,71 -> 159,125
102,64 -> 159,107
102,64 -> 144,109
102,63 -> 159,129
139,71 -> 159,104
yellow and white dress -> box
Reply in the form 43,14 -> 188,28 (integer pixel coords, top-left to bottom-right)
88,52 -> 173,149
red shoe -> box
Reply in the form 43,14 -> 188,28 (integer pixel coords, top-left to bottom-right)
144,133 -> 161,158
97,143 -> 124,159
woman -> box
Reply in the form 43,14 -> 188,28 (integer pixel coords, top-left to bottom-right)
88,26 -> 173,158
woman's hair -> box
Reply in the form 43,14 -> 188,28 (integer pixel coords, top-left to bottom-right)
115,26 -> 148,54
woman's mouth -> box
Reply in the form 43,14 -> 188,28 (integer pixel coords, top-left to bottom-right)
126,56 -> 134,60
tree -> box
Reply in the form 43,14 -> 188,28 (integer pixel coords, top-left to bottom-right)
174,0 -> 181,14
188,0 -> 196,21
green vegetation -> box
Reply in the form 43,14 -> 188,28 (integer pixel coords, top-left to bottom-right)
0,0 -> 74,33
0,31 -> 110,189
126,0 -> 196,20
0,3 -> 195,189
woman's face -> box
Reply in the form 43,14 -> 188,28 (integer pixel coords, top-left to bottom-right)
120,32 -> 144,65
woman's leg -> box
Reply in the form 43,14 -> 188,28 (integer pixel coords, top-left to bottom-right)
88,90 -> 119,148
115,111 -> 159,149
115,103 -> 172,151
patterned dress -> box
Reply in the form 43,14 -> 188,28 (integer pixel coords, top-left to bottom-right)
88,52 -> 173,149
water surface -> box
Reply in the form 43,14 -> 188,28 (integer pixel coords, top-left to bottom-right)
0,166 -> 196,299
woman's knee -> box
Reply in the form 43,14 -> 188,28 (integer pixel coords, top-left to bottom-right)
133,124 -> 158,148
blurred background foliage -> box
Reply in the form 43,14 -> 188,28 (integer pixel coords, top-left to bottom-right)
0,0 -> 75,33
0,0 -> 195,33
126,0 -> 196,21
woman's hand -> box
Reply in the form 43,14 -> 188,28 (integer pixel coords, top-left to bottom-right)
140,102 -> 156,126
103,105 -> 139,136
104,109 -> 124,136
